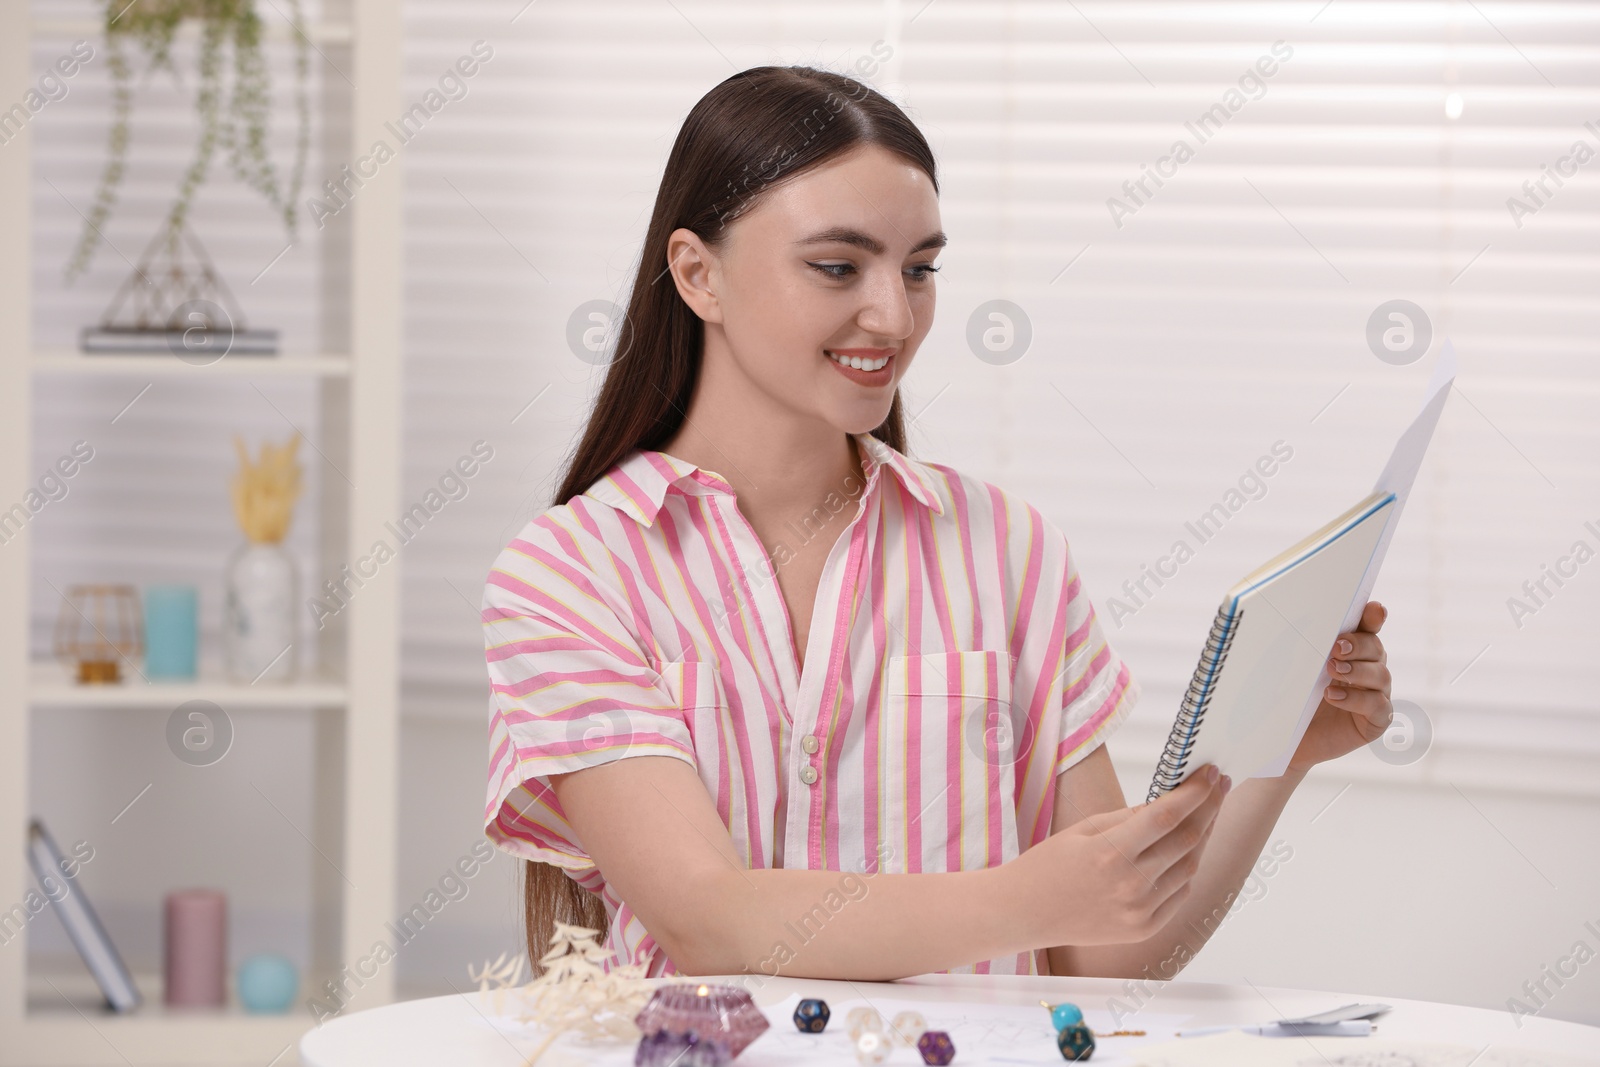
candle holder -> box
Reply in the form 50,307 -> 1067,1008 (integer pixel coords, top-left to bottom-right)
53,583 -> 143,684
633,982 -> 769,1060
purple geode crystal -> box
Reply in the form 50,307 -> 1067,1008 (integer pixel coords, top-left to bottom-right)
633,983 -> 770,1059
634,1028 -> 731,1067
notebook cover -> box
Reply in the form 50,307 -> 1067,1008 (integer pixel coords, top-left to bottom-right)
1168,493 -> 1395,793
27,819 -> 142,1012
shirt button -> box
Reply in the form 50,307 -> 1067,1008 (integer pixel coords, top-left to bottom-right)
801,734 -> 819,754
800,766 -> 818,785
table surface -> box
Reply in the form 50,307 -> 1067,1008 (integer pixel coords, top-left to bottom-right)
299,971 -> 1600,1066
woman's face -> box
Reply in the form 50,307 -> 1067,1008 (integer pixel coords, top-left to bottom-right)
670,142 -> 944,437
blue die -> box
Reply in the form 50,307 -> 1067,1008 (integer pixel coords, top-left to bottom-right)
793,997 -> 830,1033
1057,1021 -> 1096,1061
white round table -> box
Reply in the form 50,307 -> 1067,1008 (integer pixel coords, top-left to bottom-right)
299,971 -> 1600,1066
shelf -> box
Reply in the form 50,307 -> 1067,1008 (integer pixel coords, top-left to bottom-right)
30,661 -> 347,709
19,962 -> 319,1065
24,966 -> 315,1066
31,19 -> 354,45
5,3 -> 407,1061
33,351 -> 353,378
13,1013 -> 314,1066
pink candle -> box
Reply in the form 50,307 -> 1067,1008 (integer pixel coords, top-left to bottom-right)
164,889 -> 227,1007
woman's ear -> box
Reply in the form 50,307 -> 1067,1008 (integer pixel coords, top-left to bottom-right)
665,227 -> 723,325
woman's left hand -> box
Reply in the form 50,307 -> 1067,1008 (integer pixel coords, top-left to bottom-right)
1286,600 -> 1394,773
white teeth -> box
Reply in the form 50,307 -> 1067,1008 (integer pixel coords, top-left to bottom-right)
828,351 -> 890,371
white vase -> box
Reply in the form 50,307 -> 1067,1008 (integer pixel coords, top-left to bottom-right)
224,541 -> 298,684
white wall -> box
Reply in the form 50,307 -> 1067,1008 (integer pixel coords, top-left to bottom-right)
1108,752 -> 1600,1025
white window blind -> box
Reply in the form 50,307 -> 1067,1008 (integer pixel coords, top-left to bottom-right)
391,1 -> 1600,798
31,0 -> 1600,798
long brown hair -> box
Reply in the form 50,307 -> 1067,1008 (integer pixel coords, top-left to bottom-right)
523,64 -> 939,974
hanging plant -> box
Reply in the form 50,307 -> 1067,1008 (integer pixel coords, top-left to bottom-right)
64,0 -> 311,282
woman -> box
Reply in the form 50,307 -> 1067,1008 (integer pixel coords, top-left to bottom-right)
482,65 -> 1392,982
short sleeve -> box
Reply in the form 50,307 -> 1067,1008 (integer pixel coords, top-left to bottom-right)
481,523 -> 696,872
1048,522 -> 1141,778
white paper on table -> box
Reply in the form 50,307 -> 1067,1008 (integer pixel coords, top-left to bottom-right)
1255,339 -> 1457,779
477,991 -> 1194,1066
738,993 -> 1193,1066
476,986 -> 1594,1067
1133,1027 -> 1595,1067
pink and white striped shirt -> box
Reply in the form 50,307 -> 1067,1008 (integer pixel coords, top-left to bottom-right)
483,431 -> 1139,977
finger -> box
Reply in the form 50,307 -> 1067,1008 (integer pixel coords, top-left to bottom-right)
1357,600 -> 1387,634
1330,630 -> 1384,663
1073,806 -> 1140,836
1324,687 -> 1393,730
1145,875 -> 1195,931
1325,658 -> 1392,694
1110,766 -> 1222,853
1137,780 -> 1225,881
1150,816 -> 1214,897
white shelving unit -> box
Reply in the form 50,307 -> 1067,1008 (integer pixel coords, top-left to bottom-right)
1,3 -> 405,1064
27,662 -> 349,710
31,352 -> 355,378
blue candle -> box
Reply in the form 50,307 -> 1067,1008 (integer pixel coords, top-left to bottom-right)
143,584 -> 198,679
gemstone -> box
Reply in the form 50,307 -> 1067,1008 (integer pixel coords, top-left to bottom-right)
1049,1002 -> 1084,1030
634,1028 -> 730,1067
794,997 -> 831,1033
855,1030 -> 890,1065
917,1029 -> 956,1065
633,983 -> 770,1059
889,1009 -> 928,1046
1057,1021 -> 1096,1061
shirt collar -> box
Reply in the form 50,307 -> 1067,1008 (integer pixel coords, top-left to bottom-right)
583,432 -> 946,528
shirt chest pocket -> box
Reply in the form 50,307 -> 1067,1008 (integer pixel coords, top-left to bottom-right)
879,650 -> 1023,876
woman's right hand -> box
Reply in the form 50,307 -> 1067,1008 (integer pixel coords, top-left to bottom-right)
1009,764 -> 1229,948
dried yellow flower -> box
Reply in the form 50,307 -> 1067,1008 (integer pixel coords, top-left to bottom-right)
230,434 -> 302,543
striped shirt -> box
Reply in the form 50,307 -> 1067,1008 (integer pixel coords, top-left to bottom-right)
482,431 -> 1139,977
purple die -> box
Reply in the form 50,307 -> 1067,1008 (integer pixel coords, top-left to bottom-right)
917,1029 -> 956,1065
793,997 -> 831,1032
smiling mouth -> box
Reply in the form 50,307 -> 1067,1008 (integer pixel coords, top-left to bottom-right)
826,349 -> 894,371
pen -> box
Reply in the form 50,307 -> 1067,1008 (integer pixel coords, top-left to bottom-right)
1176,1020 -> 1374,1038
1277,1001 -> 1391,1025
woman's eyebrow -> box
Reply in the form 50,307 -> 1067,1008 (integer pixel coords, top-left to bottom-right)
795,226 -> 947,255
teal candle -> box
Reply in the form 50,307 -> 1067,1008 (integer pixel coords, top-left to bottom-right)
143,584 -> 198,679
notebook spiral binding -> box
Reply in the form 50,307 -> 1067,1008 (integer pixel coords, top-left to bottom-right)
1147,606 -> 1242,802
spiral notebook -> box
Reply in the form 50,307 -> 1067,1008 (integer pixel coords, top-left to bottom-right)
27,819 -> 141,1012
1147,343 -> 1456,802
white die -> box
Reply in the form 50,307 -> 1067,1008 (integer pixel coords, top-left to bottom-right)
890,1009 -> 929,1047
854,1030 -> 890,1065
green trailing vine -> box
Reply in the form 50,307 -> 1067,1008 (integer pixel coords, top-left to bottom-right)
65,0 -> 311,282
